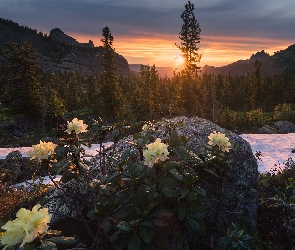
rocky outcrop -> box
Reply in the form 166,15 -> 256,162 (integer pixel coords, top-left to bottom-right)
162,117 -> 258,233
0,18 -> 130,76
115,116 -> 259,234
49,28 -> 80,46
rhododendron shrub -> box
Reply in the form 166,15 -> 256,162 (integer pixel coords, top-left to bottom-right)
5,118 -> 233,249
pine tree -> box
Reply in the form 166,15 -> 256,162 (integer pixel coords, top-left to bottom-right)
99,26 -> 122,120
0,42 -> 43,119
176,1 -> 202,77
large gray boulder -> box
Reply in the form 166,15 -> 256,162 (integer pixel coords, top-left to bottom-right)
115,116 -> 258,236
162,117 -> 258,232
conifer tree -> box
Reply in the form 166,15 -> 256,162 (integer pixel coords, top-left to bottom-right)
249,60 -> 262,109
176,1 -> 202,76
0,42 -> 43,119
99,26 -> 122,120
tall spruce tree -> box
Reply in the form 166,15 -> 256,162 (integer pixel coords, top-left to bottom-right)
0,42 -> 43,119
176,1 -> 202,76
99,26 -> 122,120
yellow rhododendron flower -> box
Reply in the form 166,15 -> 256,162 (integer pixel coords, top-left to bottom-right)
27,141 -> 57,161
208,131 -> 231,152
0,204 -> 51,249
142,122 -> 152,131
143,138 -> 169,167
66,118 -> 88,134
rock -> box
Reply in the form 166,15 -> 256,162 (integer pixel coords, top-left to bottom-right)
0,150 -> 23,186
257,125 -> 279,134
115,116 -> 258,235
274,120 -> 295,133
1,150 -> 23,176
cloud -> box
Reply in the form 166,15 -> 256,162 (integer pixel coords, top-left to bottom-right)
0,0 -> 294,66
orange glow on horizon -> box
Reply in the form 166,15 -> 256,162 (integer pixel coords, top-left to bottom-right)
71,32 -> 294,68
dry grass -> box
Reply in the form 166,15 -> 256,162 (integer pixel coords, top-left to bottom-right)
0,185 -> 50,226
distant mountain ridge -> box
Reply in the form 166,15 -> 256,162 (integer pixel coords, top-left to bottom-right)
202,45 -> 295,76
0,18 -> 130,76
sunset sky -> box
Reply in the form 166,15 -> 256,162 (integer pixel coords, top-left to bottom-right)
0,0 -> 294,67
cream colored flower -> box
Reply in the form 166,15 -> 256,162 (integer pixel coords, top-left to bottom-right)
0,204 -> 51,249
208,131 -> 231,152
143,138 -> 169,167
27,141 -> 57,161
66,118 -> 88,134
142,122 -> 152,131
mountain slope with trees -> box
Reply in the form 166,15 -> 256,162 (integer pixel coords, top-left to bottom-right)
202,45 -> 295,76
0,18 -> 130,76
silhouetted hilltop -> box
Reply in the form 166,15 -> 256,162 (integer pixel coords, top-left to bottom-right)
202,45 -> 295,76
0,18 -> 130,76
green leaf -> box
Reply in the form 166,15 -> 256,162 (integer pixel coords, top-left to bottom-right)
204,168 -> 220,178
194,187 -> 206,197
60,171 -> 80,183
241,235 -> 252,241
101,218 -> 111,233
157,174 -> 178,189
141,221 -> 154,228
127,204 -> 141,220
169,168 -> 185,183
232,241 -> 238,248
147,185 -> 158,204
114,210 -> 129,219
121,149 -> 131,161
177,204 -> 186,221
187,191 -> 198,201
285,186 -> 295,200
41,240 -> 57,250
161,161 -> 179,171
218,237 -> 231,246
188,200 -> 206,212
139,226 -> 154,244
128,232 -> 140,250
162,188 -> 177,198
110,230 -> 121,242
181,188 -> 189,198
173,146 -> 187,159
78,161 -> 90,172
188,218 -> 200,231
87,209 -> 101,220
23,243 -> 36,250
117,221 -> 133,231
48,237 -> 75,246
55,146 -> 69,160
273,186 -> 284,199
238,240 -> 252,250
290,219 -> 295,228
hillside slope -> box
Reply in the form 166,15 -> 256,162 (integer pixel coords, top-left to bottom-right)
202,45 -> 295,76
0,18 -> 130,76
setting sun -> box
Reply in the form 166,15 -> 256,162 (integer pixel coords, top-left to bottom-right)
175,55 -> 185,67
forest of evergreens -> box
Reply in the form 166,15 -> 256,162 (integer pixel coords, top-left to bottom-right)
1,40 -> 294,133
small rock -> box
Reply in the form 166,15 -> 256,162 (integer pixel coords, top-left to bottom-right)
274,121 -> 295,133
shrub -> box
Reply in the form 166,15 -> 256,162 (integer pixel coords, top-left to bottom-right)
274,103 -> 295,123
